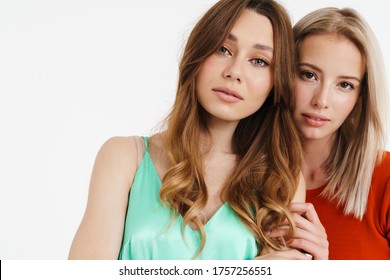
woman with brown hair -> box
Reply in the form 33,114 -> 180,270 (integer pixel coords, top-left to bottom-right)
68,0 -> 327,260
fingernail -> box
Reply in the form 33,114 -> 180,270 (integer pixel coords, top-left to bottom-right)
305,253 -> 313,260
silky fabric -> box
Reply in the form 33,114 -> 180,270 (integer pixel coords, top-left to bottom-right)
118,137 -> 258,260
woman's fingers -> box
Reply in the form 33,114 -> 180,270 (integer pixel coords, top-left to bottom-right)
288,237 -> 328,260
290,202 -> 322,226
254,248 -> 313,260
292,212 -> 327,240
267,202 -> 329,259
289,203 -> 329,259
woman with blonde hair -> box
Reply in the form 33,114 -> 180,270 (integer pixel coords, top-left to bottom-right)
293,7 -> 389,259
68,0 -> 327,260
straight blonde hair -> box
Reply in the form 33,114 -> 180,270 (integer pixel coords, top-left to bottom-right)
293,7 -> 388,219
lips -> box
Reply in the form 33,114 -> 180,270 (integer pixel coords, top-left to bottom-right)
212,87 -> 243,101
302,113 -> 329,121
302,113 -> 330,127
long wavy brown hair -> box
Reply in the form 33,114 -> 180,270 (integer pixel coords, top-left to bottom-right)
160,0 -> 301,257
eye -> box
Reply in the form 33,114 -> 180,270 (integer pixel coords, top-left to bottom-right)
251,58 -> 268,67
300,71 -> 317,81
217,46 -> 231,56
339,81 -> 354,90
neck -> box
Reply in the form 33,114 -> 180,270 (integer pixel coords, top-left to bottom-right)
301,137 -> 333,190
201,117 -> 239,155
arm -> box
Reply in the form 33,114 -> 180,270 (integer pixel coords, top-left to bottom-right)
68,136 -> 141,259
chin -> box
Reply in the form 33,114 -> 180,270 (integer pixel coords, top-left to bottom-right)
301,130 -> 334,143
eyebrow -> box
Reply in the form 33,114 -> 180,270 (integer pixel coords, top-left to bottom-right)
299,62 -> 362,83
227,33 -> 273,53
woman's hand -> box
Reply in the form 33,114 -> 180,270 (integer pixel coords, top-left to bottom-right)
268,202 -> 329,260
289,202 -> 328,259
254,248 -> 313,260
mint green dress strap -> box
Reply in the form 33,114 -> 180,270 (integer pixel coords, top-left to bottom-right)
118,136 -> 258,260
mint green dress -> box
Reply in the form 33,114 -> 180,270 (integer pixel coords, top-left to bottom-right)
118,137 -> 258,260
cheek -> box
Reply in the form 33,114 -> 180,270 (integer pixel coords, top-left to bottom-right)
197,61 -> 212,87
249,72 -> 273,97
336,95 -> 359,121
197,58 -> 219,88
199,57 -> 219,75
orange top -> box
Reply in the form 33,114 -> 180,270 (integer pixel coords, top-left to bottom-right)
306,152 -> 390,260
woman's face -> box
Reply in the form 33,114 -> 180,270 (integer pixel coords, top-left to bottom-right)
293,33 -> 364,143
196,9 -> 274,125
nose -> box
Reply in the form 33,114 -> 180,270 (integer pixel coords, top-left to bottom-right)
223,59 -> 243,83
311,84 -> 330,109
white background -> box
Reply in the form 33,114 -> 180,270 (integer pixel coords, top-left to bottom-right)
1,0 -> 389,259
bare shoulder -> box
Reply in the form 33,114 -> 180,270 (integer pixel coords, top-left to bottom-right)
86,135 -> 147,199
98,136 -> 144,162
68,135 -> 145,259
149,133 -> 171,179
95,136 -> 145,178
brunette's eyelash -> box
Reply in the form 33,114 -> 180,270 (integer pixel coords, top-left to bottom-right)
251,58 -> 269,67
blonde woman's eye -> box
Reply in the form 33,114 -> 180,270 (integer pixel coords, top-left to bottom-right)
340,81 -> 354,90
301,71 -> 316,80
